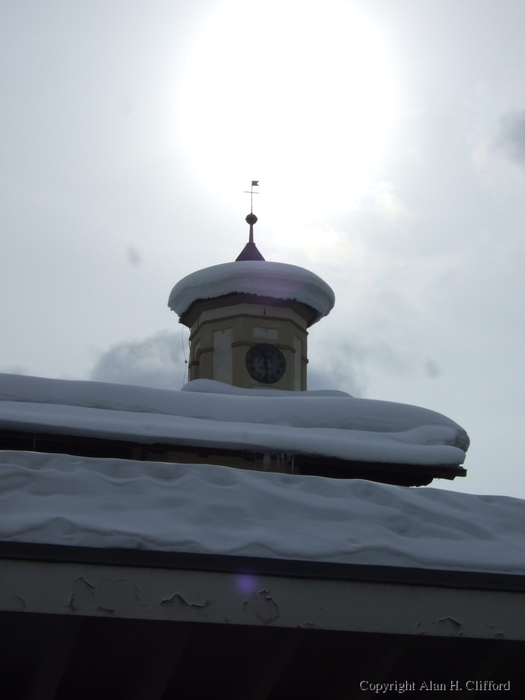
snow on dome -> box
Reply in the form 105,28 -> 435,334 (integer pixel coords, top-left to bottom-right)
168,260 -> 335,324
1,451 -> 524,575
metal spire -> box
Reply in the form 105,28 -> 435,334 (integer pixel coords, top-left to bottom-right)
236,181 -> 265,261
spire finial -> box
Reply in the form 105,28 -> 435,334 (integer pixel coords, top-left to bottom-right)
236,181 -> 265,261
245,212 -> 257,243
243,180 -> 260,245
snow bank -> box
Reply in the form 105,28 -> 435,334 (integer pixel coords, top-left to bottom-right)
168,261 -> 336,323
0,451 -> 522,575
0,375 -> 469,466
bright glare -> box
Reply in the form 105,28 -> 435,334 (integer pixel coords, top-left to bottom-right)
176,0 -> 397,221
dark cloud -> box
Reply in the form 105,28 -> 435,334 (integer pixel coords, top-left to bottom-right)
89,331 -> 188,390
497,110 -> 525,165
307,341 -> 380,397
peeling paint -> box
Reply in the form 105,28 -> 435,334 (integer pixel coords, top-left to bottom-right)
97,605 -> 115,615
3,594 -> 28,611
96,578 -> 144,614
161,592 -> 211,608
68,576 -> 144,614
0,558 -> 522,640
241,590 -> 279,624
435,616 -> 464,635
68,576 -> 96,612
437,617 -> 463,627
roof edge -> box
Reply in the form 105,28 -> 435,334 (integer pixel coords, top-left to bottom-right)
0,541 -> 522,592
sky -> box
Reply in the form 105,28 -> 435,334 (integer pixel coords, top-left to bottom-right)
1,0 -> 525,499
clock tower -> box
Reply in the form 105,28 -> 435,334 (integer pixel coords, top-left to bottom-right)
168,213 -> 335,391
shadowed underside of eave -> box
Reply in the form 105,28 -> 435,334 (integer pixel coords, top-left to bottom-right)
0,610 -> 522,700
0,429 -> 466,487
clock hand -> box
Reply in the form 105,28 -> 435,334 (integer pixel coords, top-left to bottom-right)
263,354 -> 269,381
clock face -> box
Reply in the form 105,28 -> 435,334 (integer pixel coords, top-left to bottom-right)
245,343 -> 286,384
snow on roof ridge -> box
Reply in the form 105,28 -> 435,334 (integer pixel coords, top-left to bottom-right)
168,260 -> 336,324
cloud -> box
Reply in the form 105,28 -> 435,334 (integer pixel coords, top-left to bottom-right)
126,246 -> 142,266
89,331 -> 188,390
367,181 -> 418,224
496,110 -> 525,165
307,366 -> 358,396
424,359 -> 441,379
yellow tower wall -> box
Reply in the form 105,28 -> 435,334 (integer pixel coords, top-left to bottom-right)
187,302 -> 309,390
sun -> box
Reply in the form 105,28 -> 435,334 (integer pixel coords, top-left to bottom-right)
176,0 -> 397,222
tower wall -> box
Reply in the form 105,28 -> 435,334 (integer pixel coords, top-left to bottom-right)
187,301 -> 308,390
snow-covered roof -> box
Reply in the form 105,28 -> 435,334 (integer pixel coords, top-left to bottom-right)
1,450 -> 523,576
168,260 -> 336,324
0,374 -> 469,467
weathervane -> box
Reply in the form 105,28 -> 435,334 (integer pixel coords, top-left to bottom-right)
244,180 -> 259,214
